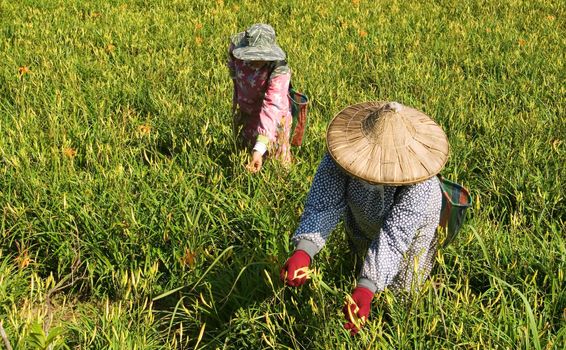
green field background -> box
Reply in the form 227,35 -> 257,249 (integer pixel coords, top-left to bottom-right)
0,0 -> 564,348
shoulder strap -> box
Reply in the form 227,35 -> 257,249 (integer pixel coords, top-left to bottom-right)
268,62 -> 277,78
268,61 -> 291,85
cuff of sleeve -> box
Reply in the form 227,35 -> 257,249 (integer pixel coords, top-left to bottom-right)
294,239 -> 320,259
253,141 -> 267,156
357,278 -> 378,294
256,134 -> 269,145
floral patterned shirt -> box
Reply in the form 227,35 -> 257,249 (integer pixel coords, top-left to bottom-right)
293,153 -> 442,293
227,43 -> 291,154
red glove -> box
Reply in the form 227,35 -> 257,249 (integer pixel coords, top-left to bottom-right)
343,286 -> 374,335
280,250 -> 311,287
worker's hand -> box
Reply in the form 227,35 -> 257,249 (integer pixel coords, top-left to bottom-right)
280,250 -> 311,287
246,151 -> 263,173
343,286 -> 374,335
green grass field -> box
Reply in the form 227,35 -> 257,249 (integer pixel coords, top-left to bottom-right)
1,0 -> 564,348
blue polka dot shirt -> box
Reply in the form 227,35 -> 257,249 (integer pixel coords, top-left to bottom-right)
293,153 -> 442,292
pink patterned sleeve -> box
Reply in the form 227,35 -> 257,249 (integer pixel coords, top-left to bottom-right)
256,72 -> 291,146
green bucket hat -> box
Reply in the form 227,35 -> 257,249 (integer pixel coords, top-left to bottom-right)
231,23 -> 286,61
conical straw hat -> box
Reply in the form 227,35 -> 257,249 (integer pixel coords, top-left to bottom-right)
326,101 -> 449,185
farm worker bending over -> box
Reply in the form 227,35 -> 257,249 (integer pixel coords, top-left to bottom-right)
227,23 -> 292,173
280,102 -> 449,335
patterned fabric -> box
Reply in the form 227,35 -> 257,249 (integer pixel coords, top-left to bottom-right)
227,41 -> 292,163
231,24 -> 286,61
293,153 -> 442,293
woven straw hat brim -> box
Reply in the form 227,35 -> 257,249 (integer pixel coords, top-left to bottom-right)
232,45 -> 286,61
327,101 -> 449,185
